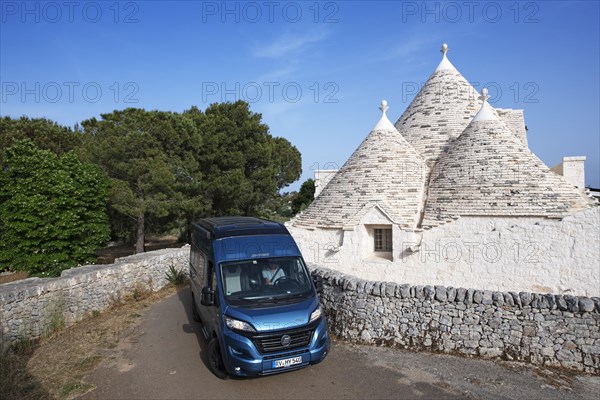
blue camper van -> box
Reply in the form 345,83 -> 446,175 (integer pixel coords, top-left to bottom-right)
189,217 -> 329,378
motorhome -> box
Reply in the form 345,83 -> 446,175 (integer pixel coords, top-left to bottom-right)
189,217 -> 329,378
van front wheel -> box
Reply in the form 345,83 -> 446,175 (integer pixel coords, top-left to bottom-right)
208,338 -> 229,379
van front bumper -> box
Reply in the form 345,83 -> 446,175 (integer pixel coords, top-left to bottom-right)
221,317 -> 329,377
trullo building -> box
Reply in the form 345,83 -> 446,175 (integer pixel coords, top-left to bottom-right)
287,44 -> 599,297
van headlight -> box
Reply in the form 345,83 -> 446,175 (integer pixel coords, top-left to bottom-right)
224,316 -> 256,332
309,306 -> 322,323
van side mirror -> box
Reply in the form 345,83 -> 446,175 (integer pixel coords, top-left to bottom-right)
201,286 -> 215,306
313,275 -> 323,294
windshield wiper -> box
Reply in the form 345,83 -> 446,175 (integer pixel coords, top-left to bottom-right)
230,293 -> 309,306
253,293 -> 309,306
256,296 -> 278,303
227,295 -> 267,305
273,291 -> 311,300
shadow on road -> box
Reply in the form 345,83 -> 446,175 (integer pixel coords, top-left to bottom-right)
176,285 -> 212,374
0,342 -> 51,400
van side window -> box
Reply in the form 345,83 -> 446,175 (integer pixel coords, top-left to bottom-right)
206,261 -> 218,306
190,231 -> 207,282
208,261 -> 217,291
294,258 -> 307,284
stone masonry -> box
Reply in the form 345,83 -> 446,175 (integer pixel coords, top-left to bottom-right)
311,266 -> 600,374
496,108 -> 528,146
1,246 -> 598,374
423,119 -> 593,227
0,246 -> 189,349
293,127 -> 427,229
394,68 -> 479,165
287,45 -> 596,297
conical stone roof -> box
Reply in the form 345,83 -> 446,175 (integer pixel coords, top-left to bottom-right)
291,101 -> 427,229
395,44 -> 479,164
422,90 -> 593,227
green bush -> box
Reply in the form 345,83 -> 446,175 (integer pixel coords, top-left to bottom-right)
0,140 -> 110,276
165,264 -> 187,286
291,178 -> 315,215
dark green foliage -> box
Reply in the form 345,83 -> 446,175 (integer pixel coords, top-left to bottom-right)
165,264 -> 187,285
0,116 -> 82,165
0,140 -> 110,275
292,179 -> 315,215
272,137 -> 302,192
80,108 -> 209,252
184,101 -> 302,217
1,101 -> 302,261
259,192 -> 295,222
82,102 -> 302,249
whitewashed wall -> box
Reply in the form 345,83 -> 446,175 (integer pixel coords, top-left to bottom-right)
288,207 -> 600,297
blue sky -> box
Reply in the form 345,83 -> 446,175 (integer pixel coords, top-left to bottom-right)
1,1 -> 599,191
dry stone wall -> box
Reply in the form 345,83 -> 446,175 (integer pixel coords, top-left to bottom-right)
0,246 -> 189,349
311,266 -> 600,374
3,245 -> 598,374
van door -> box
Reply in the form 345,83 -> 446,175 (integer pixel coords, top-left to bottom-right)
200,261 -> 220,335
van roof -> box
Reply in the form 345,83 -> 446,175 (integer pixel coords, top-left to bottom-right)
192,217 -> 289,239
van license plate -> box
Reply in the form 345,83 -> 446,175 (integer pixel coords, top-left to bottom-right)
272,356 -> 302,369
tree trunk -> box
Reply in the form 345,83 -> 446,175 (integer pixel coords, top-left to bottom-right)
136,212 -> 145,254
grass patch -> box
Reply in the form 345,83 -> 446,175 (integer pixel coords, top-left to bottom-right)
0,285 -> 178,399
43,296 -> 66,338
123,279 -> 153,303
59,382 -> 94,399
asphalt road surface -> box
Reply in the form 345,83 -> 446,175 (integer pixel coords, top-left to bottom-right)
81,288 -> 599,399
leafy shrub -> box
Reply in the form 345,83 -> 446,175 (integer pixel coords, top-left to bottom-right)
0,140 -> 110,276
165,264 -> 187,286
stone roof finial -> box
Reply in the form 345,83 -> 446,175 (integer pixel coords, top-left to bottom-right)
373,99 -> 396,131
478,87 -> 490,103
435,43 -> 455,72
379,100 -> 389,114
472,88 -> 497,122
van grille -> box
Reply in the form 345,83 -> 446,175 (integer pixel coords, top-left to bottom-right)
253,328 -> 314,354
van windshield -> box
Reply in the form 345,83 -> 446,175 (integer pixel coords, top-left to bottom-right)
220,257 -> 313,307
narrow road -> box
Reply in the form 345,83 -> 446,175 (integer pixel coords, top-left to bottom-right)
81,288 -> 599,399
